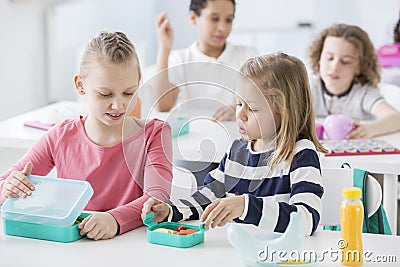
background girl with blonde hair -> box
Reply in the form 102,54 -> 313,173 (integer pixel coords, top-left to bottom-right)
142,53 -> 325,236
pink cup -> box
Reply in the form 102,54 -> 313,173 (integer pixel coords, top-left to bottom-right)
315,123 -> 324,140
324,114 -> 355,140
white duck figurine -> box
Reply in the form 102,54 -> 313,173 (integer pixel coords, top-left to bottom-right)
227,212 -> 306,266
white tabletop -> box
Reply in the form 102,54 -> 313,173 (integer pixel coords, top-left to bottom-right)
0,217 -> 399,267
0,101 -> 88,149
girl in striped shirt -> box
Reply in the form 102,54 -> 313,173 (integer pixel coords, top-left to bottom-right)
142,53 -> 326,236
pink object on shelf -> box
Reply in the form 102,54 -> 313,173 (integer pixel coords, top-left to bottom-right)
324,114 -> 355,140
315,123 -> 324,140
377,43 -> 400,67
24,121 -> 55,131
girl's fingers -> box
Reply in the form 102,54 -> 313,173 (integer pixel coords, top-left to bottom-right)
6,179 -> 31,197
22,162 -> 33,176
200,201 -> 218,221
218,214 -> 232,227
3,187 -> 17,198
86,226 -> 101,240
13,172 -> 35,191
211,209 -> 229,228
80,217 -> 96,235
203,203 -> 224,228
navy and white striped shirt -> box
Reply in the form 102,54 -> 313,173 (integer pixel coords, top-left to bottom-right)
166,138 -> 323,236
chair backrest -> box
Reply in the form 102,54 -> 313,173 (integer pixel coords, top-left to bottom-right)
320,168 -> 382,226
170,166 -> 197,199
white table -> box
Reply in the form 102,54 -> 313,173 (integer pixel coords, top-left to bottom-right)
0,216 -> 399,267
0,101 -> 398,234
0,101 -> 88,149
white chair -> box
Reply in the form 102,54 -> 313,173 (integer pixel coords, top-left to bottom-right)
379,82 -> 400,111
320,168 -> 382,226
170,166 -> 197,199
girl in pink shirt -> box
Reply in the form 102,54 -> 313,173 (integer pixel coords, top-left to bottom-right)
0,30 -> 173,240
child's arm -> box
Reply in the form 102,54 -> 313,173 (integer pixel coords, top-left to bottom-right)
347,101 -> 400,138
154,12 -> 179,112
1,162 -> 34,199
0,129 -> 57,203
141,197 -> 170,222
78,212 -> 118,241
200,195 -> 245,228
237,146 -> 323,236
213,105 -> 236,122
103,122 -> 173,234
164,153 -> 229,223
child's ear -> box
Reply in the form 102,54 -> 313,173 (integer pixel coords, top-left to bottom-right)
73,75 -> 85,95
189,11 -> 198,26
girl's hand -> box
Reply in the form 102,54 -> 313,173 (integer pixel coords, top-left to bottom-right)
2,162 -> 34,198
200,195 -> 245,228
141,197 -> 170,222
155,12 -> 174,52
346,121 -> 374,139
79,212 -> 118,240
213,105 -> 236,122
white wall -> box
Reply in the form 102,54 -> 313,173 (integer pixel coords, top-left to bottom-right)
0,0 -> 49,121
0,0 -> 398,121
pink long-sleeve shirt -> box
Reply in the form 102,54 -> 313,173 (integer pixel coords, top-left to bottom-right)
0,116 -> 173,234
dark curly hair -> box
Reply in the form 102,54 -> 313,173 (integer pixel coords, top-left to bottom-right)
308,23 -> 380,86
190,0 -> 236,16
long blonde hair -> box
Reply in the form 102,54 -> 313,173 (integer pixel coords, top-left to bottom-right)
240,53 -> 327,168
79,30 -> 141,82
308,23 -> 380,86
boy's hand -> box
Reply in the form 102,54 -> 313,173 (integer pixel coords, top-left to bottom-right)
213,105 -> 236,122
155,11 -> 174,52
79,212 -> 118,240
346,121 -> 374,139
200,195 -> 245,228
2,162 -> 35,198
141,197 -> 170,222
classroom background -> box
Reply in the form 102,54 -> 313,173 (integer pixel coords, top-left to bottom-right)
1,0 -> 398,120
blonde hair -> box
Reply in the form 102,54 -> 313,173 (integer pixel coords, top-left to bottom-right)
240,53 -> 327,168
79,30 -> 141,81
308,23 -> 380,86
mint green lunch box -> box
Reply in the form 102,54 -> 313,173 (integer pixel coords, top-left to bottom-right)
1,175 -> 93,242
168,117 -> 190,138
144,212 -> 208,248
2,212 -> 90,243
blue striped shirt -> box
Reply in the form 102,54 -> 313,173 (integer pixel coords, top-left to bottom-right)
166,138 -> 323,236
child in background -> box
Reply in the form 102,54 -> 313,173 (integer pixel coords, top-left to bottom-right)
0,30 -> 173,240
143,53 -> 325,236
154,0 -> 258,121
308,23 -> 400,139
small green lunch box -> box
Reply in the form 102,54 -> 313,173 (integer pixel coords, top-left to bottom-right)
169,117 -> 190,138
1,175 -> 93,242
2,212 -> 90,243
143,212 -> 208,248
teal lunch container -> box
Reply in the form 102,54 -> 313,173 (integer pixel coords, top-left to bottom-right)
2,212 -> 90,243
143,212 -> 208,248
1,175 -> 93,242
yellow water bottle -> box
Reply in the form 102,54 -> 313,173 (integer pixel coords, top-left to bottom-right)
340,187 -> 363,266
